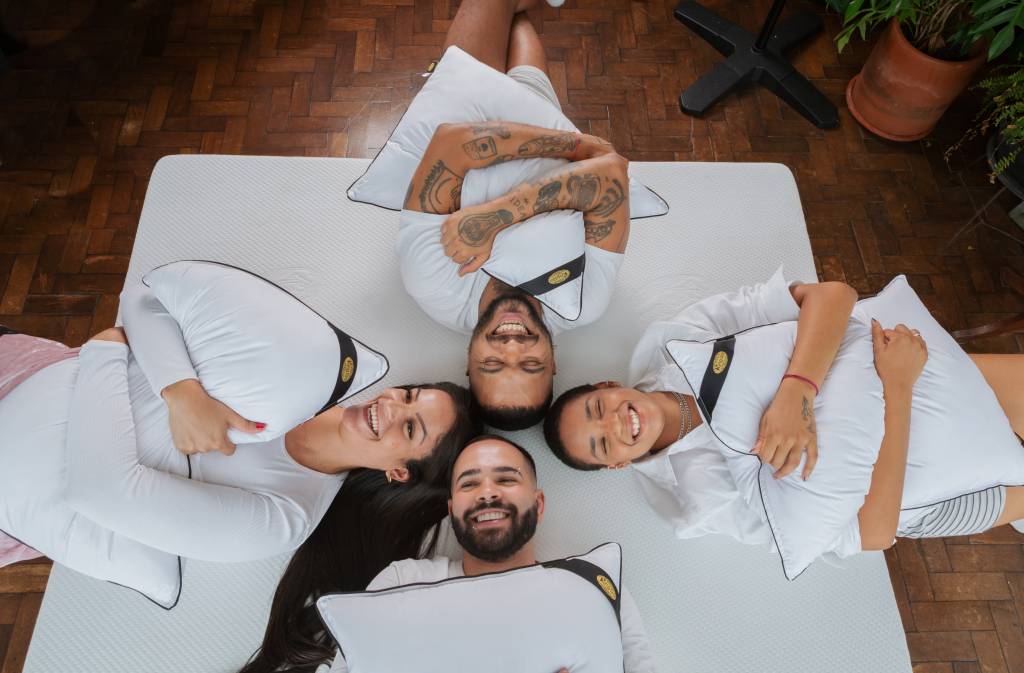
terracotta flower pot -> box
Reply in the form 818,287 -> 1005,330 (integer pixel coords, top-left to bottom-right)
846,20 -> 985,142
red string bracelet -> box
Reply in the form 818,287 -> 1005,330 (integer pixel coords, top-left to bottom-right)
782,373 -> 819,396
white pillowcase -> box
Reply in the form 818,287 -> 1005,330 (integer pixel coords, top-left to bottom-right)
665,275 -> 1024,578
482,207 -> 587,321
141,261 -> 389,444
666,321 -> 883,579
0,357 -> 183,609
347,45 -> 669,220
317,543 -> 625,673
856,276 -> 1024,510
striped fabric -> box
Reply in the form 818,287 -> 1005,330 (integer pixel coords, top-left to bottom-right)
898,485 -> 1006,539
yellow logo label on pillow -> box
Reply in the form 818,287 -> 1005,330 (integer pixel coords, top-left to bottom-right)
341,356 -> 355,382
713,351 -> 729,375
596,575 -> 617,601
548,269 -> 571,285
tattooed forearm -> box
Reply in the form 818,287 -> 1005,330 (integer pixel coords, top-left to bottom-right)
590,177 -> 625,217
534,180 -> 562,215
566,174 -> 599,210
470,123 -> 510,139
419,160 -> 464,214
518,133 -> 578,157
458,209 -> 514,246
508,192 -> 530,219
484,154 -> 515,167
463,136 -> 498,160
584,219 -> 614,244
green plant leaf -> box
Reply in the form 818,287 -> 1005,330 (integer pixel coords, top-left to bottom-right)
972,8 -> 1018,35
990,23 -> 1016,58
837,32 -> 851,52
843,0 -> 864,22
974,0 -> 1013,14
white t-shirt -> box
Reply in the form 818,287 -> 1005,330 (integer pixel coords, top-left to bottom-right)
323,556 -> 657,673
626,266 -> 862,559
395,208 -> 623,337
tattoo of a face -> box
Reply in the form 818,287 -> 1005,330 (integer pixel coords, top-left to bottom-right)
534,180 -> 562,215
471,123 -> 511,139
518,133 -> 578,157
463,136 -> 498,160
801,395 -> 816,434
566,173 -> 600,210
419,160 -> 464,214
591,177 -> 626,218
458,209 -> 514,246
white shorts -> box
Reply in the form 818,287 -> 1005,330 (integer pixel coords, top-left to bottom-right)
507,65 -> 562,110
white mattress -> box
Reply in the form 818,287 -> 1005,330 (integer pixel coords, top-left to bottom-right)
24,156 -> 911,673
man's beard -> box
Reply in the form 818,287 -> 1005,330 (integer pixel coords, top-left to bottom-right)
471,288 -> 552,343
451,500 -> 540,563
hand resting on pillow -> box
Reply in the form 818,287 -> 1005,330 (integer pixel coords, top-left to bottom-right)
160,379 -> 265,456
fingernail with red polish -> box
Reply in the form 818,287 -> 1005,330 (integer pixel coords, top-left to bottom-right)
256,423 -> 266,430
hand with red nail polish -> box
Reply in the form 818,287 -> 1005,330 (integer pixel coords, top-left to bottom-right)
161,379 -> 264,456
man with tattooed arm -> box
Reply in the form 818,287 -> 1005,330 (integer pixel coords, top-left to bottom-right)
396,0 -> 632,430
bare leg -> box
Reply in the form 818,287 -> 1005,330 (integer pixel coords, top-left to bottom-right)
442,0 -> 528,72
970,354 -> 1024,438
506,12 -> 548,74
996,486 -> 1024,526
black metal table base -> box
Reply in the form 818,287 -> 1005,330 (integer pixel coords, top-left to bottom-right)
674,0 -> 838,129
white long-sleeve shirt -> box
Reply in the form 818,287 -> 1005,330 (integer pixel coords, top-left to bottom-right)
322,556 -> 657,673
61,340 -> 343,561
626,266 -> 863,559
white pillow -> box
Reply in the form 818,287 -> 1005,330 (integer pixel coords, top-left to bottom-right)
317,543 -> 625,673
0,357 -> 183,609
856,276 -> 1024,510
142,261 -> 389,444
482,207 -> 587,321
666,275 -> 1024,578
666,321 -> 884,579
348,45 -> 669,220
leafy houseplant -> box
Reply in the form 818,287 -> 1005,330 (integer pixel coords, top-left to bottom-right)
826,0 -> 1024,141
949,65 -> 1024,181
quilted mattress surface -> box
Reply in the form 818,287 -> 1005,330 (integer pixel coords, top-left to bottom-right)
23,156 -> 911,673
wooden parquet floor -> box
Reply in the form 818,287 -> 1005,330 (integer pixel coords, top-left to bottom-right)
1,0 -> 1023,671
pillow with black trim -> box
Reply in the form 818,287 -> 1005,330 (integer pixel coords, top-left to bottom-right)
140,261 -> 389,443
480,203 -> 587,323
665,276 -> 1024,579
347,45 -> 669,220
317,542 -> 625,673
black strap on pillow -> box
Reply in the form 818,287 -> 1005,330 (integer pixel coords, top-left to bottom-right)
697,335 -> 735,421
516,254 -> 586,297
318,324 -> 360,415
541,557 -> 621,626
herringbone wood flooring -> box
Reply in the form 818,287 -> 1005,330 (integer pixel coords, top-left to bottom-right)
1,1 -> 1023,671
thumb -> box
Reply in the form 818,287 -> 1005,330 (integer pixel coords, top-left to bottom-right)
228,411 -> 265,435
871,318 -> 884,356
458,256 -> 484,277
752,413 -> 767,454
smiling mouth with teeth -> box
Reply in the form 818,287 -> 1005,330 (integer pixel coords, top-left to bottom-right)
365,400 -> 380,436
629,405 -> 641,440
492,320 -> 530,337
472,510 -> 510,524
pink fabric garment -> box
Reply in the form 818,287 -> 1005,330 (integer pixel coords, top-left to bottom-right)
0,332 -> 79,567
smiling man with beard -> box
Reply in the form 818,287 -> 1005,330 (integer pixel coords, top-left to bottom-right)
322,435 -> 656,673
396,0 -> 632,430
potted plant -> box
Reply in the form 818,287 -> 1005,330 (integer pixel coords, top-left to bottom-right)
948,64 -> 1024,188
827,0 -> 1023,141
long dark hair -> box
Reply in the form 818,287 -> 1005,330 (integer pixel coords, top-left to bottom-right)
239,382 -> 480,673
